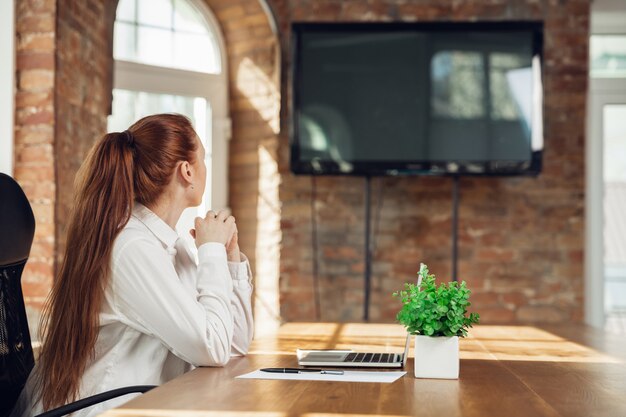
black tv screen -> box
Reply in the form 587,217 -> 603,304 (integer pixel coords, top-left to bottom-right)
290,22 -> 544,176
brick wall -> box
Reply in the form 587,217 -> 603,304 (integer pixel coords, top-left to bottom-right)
270,0 -> 589,323
54,0 -> 117,262
15,0 -> 588,332
14,0 -> 57,334
15,0 -> 120,337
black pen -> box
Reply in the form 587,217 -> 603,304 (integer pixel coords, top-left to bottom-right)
260,368 -> 344,375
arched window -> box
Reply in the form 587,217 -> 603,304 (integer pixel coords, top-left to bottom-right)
108,0 -> 230,233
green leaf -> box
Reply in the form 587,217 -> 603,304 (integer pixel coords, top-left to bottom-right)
393,263 -> 481,338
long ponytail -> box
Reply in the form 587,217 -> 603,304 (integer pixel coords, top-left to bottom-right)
38,114 -> 198,409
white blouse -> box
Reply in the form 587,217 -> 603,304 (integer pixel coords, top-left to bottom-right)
21,203 -> 254,417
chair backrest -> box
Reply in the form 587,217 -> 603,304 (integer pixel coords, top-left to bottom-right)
0,173 -> 36,416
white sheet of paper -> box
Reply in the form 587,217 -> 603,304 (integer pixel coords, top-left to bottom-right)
236,370 -> 406,383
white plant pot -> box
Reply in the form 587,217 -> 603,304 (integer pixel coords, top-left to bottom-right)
413,335 -> 459,379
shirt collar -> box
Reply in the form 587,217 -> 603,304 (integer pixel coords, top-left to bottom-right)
132,202 -> 179,249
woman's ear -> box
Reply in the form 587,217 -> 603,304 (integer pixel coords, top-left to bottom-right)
179,161 -> 194,186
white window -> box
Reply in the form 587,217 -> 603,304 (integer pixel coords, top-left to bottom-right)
590,35 -> 626,78
586,0 -> 626,332
108,0 -> 230,234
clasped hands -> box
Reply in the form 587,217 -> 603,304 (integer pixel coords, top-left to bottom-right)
190,210 -> 240,262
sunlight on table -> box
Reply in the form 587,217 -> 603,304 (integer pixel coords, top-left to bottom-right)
104,410 -> 285,417
104,411 -> 413,417
250,322 -> 623,364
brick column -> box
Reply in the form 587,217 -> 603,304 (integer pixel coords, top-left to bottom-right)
14,0 -> 57,336
15,0 -> 118,339
206,0 -> 283,337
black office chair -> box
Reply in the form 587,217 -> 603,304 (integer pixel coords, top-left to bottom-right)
0,173 -> 155,417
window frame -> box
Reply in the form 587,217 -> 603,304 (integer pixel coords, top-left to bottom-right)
112,0 -> 231,210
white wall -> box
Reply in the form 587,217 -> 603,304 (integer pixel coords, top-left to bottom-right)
0,0 -> 15,175
591,0 -> 626,33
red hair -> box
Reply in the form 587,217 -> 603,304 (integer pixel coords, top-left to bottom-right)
38,114 -> 198,409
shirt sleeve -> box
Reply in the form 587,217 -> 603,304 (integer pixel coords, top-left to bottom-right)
111,237 -> 234,367
227,253 -> 254,356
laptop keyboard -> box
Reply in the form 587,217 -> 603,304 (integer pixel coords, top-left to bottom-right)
344,352 -> 398,363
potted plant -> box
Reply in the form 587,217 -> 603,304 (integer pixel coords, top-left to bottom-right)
393,263 -> 480,379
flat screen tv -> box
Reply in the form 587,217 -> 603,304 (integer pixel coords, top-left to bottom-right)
290,22 -> 544,176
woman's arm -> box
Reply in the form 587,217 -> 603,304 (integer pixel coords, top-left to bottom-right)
228,256 -> 254,355
111,236 -> 234,366
224,226 -> 254,355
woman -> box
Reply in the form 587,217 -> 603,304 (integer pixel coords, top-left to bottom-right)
22,114 -> 253,416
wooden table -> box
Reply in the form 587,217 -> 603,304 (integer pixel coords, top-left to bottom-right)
101,323 -> 626,417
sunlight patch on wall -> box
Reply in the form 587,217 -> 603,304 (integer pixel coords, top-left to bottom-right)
253,145 -> 282,338
236,56 -> 280,134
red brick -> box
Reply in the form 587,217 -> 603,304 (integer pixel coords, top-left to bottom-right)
322,246 -> 360,260
17,14 -> 55,33
567,250 -> 583,263
216,5 -> 246,20
29,240 -> 55,259
20,181 -> 55,202
477,308 -> 516,324
501,292 -> 528,308
16,109 -> 54,125
15,144 -> 53,164
17,0 -> 55,14
21,279 -> 53,299
22,261 -> 54,282
31,202 -> 54,224
471,292 -> 500,307
18,69 -> 54,90
17,33 -> 55,52
223,13 -> 270,31
397,4 -> 452,19
13,165 -> 54,182
475,248 -> 517,262
16,52 -> 55,70
15,126 -> 54,145
15,90 -> 53,108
